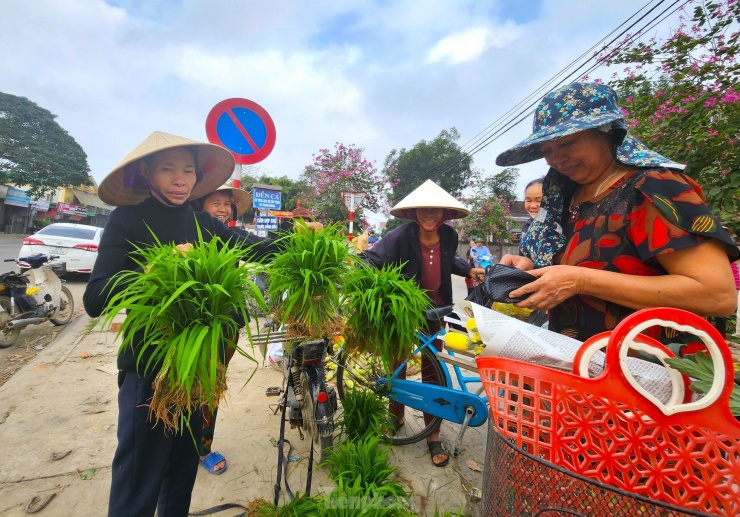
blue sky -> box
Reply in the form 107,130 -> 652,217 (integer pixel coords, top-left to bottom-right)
0,0 -> 680,222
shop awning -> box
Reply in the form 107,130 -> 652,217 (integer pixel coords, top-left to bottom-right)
71,189 -> 113,211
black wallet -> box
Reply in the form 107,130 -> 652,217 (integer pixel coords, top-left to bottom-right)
484,264 -> 537,304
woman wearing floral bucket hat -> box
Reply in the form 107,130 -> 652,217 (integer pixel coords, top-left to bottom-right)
361,179 -> 484,467
495,82 -> 738,342
83,131 -> 280,516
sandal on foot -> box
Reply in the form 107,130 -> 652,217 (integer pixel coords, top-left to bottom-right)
200,451 -> 227,475
427,441 -> 449,467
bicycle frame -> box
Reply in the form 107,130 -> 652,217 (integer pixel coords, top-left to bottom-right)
378,329 -> 488,428
367,327 -> 488,455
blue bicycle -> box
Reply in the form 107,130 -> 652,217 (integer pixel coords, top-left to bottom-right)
334,306 -> 488,454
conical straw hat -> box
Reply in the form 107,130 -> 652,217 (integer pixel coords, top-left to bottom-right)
291,205 -> 315,221
194,185 -> 252,217
390,179 -> 469,219
98,131 -> 236,206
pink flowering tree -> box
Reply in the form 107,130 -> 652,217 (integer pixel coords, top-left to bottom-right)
596,0 -> 740,233
299,142 -> 387,229
455,167 -> 516,243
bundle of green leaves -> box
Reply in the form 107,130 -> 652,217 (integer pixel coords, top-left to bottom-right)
664,351 -> 740,416
103,231 -> 262,431
343,264 -> 431,371
337,387 -> 393,442
266,223 -> 356,339
322,435 -> 407,498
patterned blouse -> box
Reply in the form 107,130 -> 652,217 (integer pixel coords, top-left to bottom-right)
550,168 -> 738,341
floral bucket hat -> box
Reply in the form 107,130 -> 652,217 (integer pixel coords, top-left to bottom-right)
496,82 -> 627,166
495,82 -> 686,169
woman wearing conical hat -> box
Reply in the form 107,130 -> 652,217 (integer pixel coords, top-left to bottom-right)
191,185 -> 253,227
83,131 -> 280,516
362,179 -> 483,467
188,185 -> 253,475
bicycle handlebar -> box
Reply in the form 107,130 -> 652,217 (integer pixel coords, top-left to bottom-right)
424,305 -> 454,324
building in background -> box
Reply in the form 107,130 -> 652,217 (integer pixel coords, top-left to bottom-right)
0,177 -> 113,234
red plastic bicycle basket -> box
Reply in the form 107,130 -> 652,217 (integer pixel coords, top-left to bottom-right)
476,307 -> 740,516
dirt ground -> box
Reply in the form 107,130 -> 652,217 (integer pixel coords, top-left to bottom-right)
0,312 -> 486,517
0,319 -> 76,387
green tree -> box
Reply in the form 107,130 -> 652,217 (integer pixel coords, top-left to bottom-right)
0,92 -> 92,198
599,0 -> 740,234
384,128 -> 473,203
489,167 -> 520,206
456,168 -> 517,243
382,128 -> 474,235
299,143 -> 386,229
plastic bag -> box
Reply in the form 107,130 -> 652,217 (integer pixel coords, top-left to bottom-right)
492,302 -> 534,321
266,342 -> 283,370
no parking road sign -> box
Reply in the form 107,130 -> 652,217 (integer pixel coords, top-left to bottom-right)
205,98 -> 276,164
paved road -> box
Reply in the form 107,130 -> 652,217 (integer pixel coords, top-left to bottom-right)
0,234 -> 24,272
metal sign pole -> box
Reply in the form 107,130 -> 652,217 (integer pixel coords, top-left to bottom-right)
228,164 -> 242,227
340,191 -> 367,244
348,195 -> 355,243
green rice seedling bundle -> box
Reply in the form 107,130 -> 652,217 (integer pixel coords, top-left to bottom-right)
324,477 -> 414,517
343,264 -> 431,371
266,223 -> 356,339
337,387 -> 393,442
103,231 -> 262,431
322,435 -> 407,496
276,492 -> 325,516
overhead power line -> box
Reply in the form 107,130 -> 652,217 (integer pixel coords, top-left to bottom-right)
426,0 -> 689,180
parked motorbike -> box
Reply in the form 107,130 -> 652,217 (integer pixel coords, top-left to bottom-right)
0,254 -> 74,348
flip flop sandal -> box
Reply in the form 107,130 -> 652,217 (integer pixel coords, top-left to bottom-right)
427,441 -> 450,467
25,493 -> 56,513
199,451 -> 228,475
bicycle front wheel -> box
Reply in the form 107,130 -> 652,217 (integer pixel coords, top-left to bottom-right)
335,346 -> 448,446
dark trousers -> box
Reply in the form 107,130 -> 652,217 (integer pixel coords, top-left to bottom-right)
108,371 -> 203,517
390,334 -> 443,434
199,341 -> 236,457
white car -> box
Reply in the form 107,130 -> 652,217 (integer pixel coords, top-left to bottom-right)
17,223 -> 104,274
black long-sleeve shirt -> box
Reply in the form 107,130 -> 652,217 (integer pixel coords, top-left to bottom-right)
83,197 -> 278,373
360,222 -> 471,306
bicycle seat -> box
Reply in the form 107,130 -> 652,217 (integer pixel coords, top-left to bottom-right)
424,305 -> 454,324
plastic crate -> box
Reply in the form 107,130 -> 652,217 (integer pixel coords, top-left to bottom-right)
477,308 -> 740,516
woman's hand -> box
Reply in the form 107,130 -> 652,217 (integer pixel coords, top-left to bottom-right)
469,267 -> 484,280
509,240 -> 737,316
509,265 -> 585,310
175,243 -> 193,255
498,254 -> 535,270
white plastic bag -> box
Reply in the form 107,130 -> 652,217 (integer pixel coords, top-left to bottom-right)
266,341 -> 284,370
